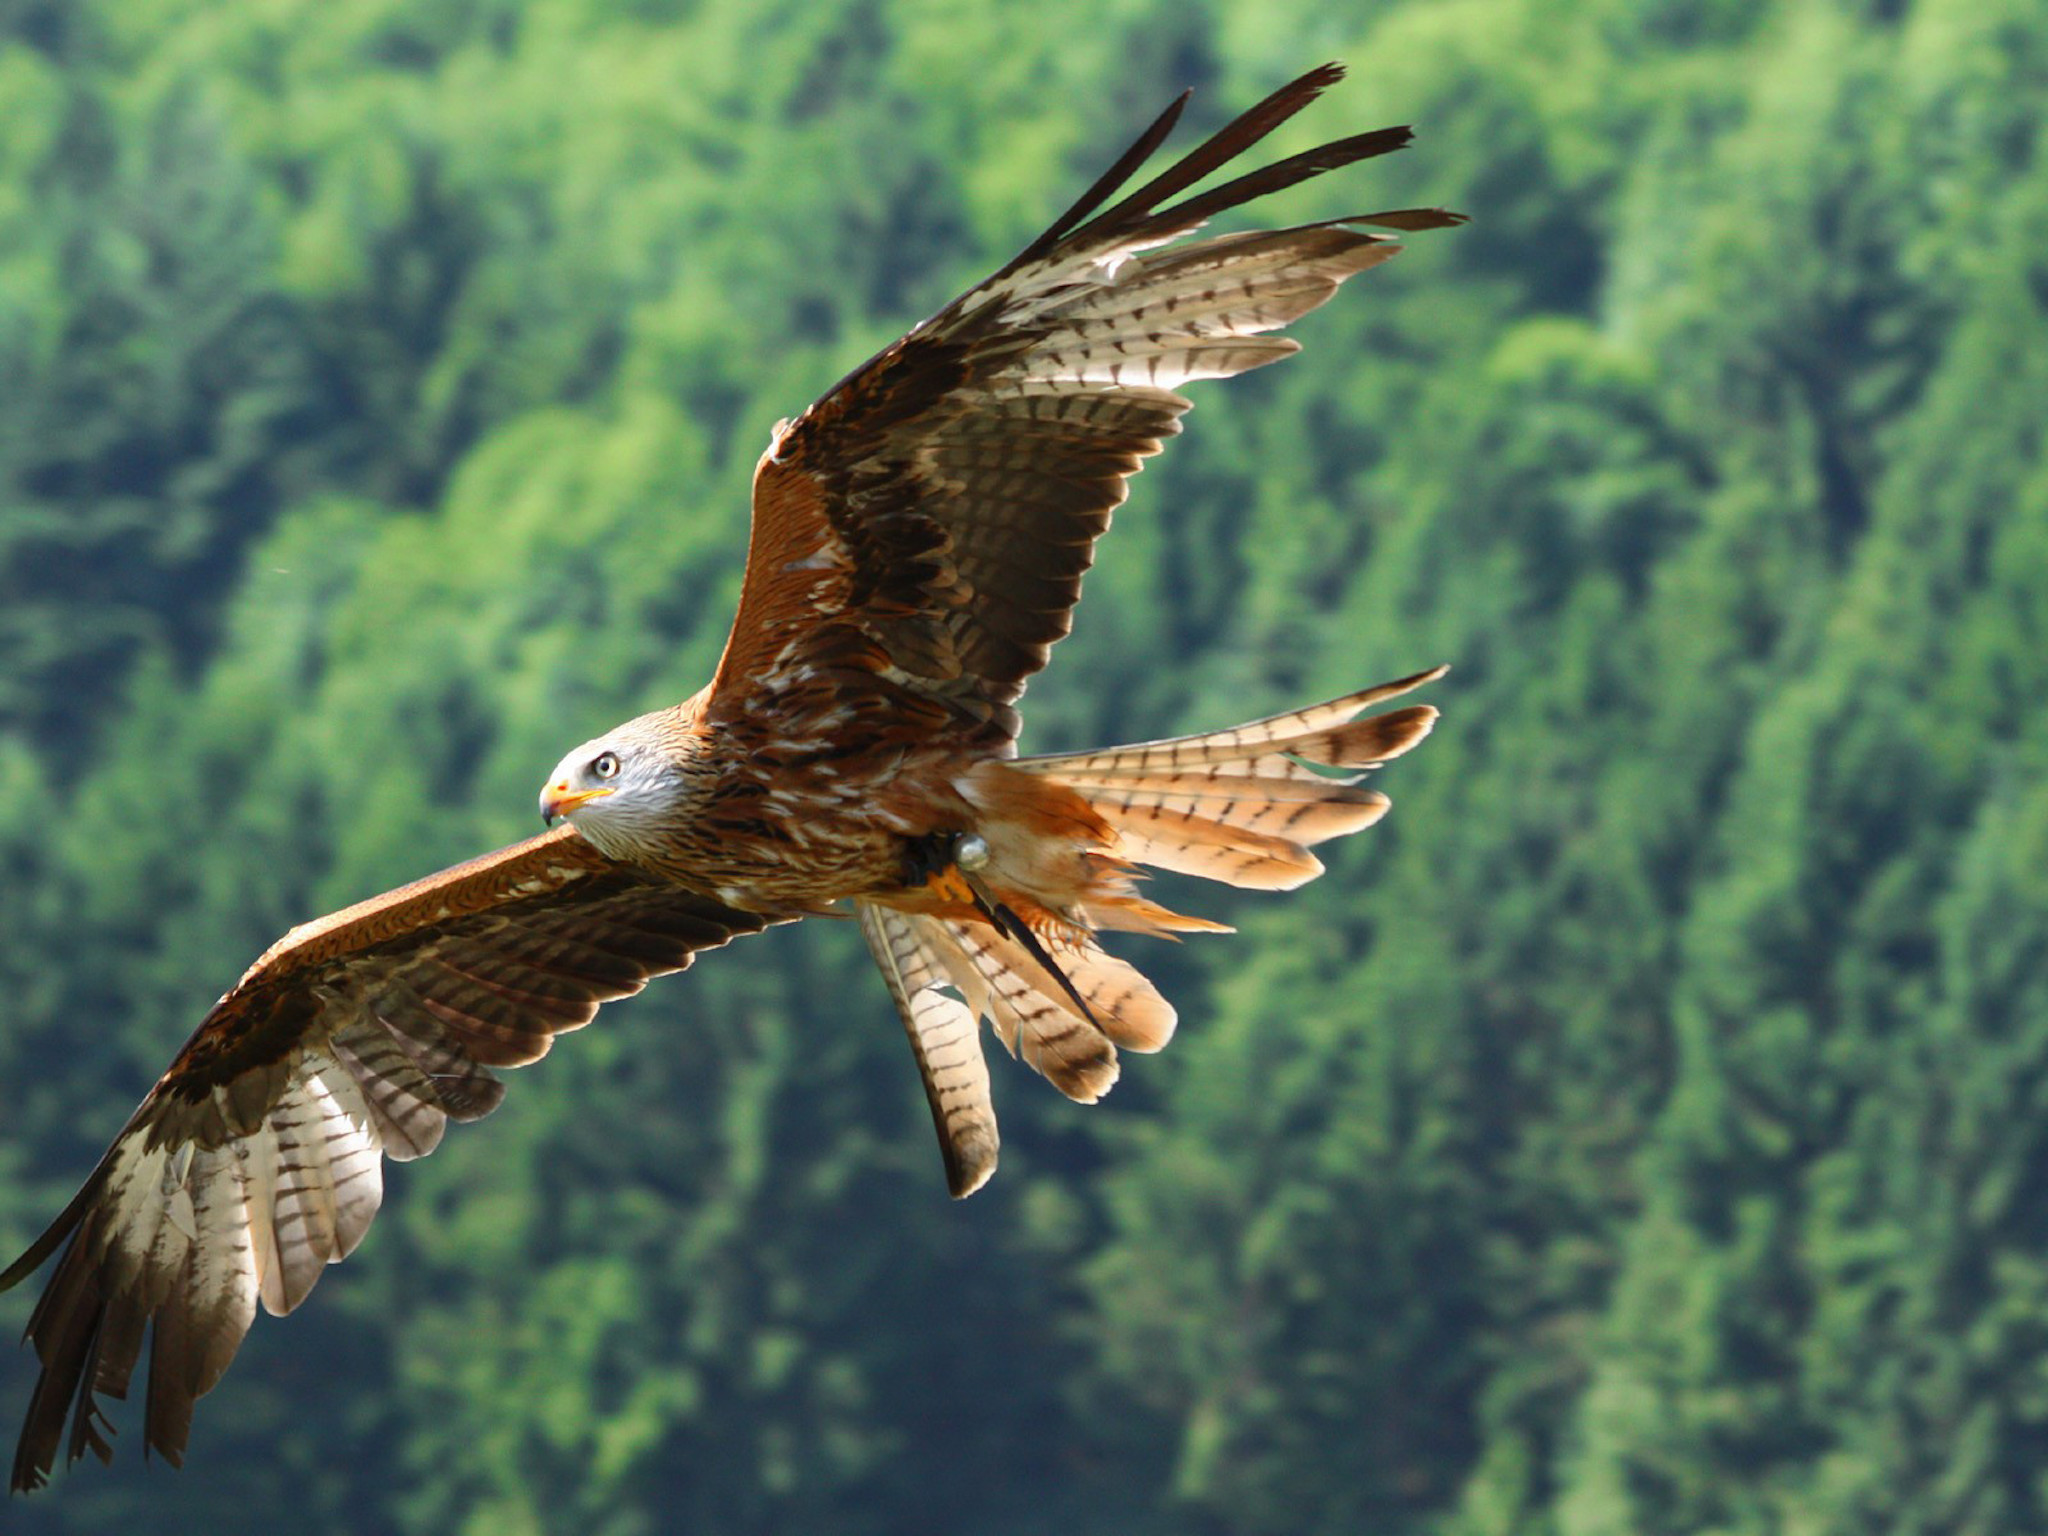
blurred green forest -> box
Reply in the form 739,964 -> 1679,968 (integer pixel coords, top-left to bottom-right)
3,0 -> 2045,1531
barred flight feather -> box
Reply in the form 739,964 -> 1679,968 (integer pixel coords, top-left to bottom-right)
1016,677 -> 1442,893
859,904 -> 1001,1198
1019,667 -> 1447,778
930,918 -> 1120,1104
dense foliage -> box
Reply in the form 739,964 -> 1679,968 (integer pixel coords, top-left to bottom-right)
3,0 -> 2044,1531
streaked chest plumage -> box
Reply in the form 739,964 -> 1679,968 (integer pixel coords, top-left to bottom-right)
592,685 -> 981,911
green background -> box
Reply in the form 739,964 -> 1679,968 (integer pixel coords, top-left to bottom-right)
3,0 -> 2045,1531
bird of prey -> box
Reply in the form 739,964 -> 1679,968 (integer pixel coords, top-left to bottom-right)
1,62 -> 1460,1490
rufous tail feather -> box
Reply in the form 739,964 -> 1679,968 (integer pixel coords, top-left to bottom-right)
861,665 -> 1444,1196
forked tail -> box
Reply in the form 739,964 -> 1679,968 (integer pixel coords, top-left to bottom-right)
859,665 -> 1445,1196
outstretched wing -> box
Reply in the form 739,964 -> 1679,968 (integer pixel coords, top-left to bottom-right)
709,62 -> 1462,749
1,825 -> 779,1490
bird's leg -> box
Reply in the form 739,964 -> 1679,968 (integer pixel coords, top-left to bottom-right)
901,831 -> 1101,1028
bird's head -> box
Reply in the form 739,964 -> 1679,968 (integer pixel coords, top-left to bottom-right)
539,719 -> 674,842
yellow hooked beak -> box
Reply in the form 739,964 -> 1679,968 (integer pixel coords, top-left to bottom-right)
540,783 -> 614,826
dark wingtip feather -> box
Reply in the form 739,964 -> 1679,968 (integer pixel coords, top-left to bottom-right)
67,1371 -> 117,1470
9,1235 -> 103,1494
1139,125 -> 1419,237
1017,61 -> 1351,265
1018,88 -> 1193,263
1,1176 -> 100,1300
1353,206 -> 1471,231
1081,63 -> 1362,241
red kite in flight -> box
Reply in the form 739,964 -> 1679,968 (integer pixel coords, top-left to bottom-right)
3,62 -> 1460,1489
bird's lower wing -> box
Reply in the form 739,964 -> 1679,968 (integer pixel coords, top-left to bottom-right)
0,825 -> 780,1490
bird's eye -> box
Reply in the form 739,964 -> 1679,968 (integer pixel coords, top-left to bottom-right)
592,751 -> 620,780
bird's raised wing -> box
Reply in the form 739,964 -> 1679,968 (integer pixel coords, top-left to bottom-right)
0,825 -> 778,1490
708,62 -> 1462,748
